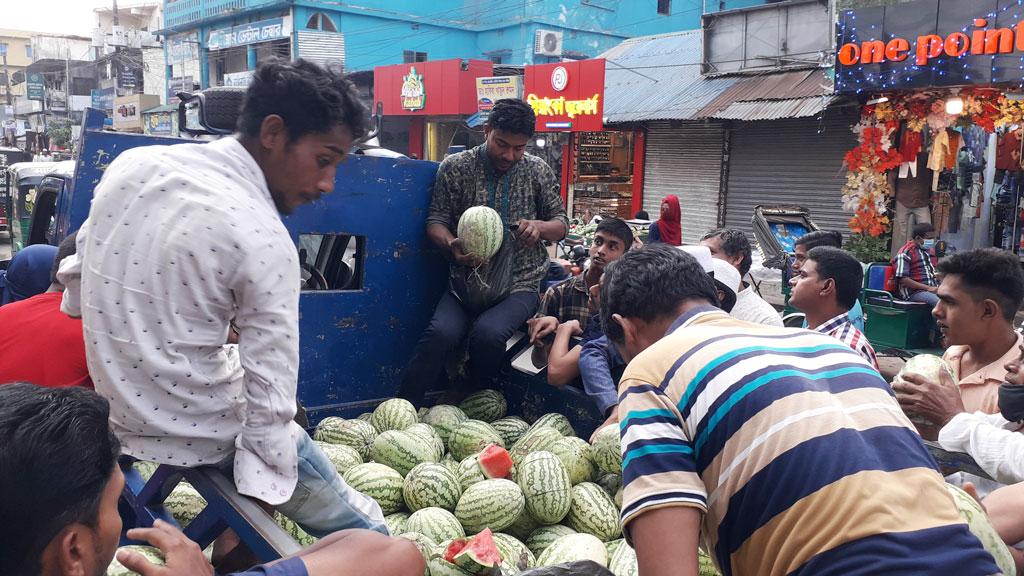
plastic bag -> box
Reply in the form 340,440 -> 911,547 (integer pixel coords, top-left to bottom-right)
450,230 -> 514,315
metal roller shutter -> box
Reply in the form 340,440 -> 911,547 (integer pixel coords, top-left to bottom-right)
297,30 -> 345,69
643,121 -> 725,244
723,108 -> 859,238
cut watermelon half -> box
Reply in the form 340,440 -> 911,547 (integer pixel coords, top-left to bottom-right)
451,528 -> 502,574
478,444 -> 514,479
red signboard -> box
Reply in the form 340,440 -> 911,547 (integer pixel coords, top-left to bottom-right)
523,59 -> 605,133
374,59 -> 493,116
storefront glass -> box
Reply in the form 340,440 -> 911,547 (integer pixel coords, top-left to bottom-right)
571,130 -> 635,221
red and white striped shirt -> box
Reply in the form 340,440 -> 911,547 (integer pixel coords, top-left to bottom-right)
816,312 -> 880,371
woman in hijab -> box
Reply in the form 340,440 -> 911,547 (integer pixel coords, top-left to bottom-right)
0,244 -> 58,305
647,195 -> 682,246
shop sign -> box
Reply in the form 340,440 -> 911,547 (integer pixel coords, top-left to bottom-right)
476,76 -> 522,111
836,0 -> 1024,93
524,59 -> 605,132
26,73 -> 43,101
401,67 -> 426,111
145,112 -> 174,136
167,76 -> 193,104
224,71 -> 255,88
90,87 -> 115,111
208,17 -> 289,51
113,94 -> 160,131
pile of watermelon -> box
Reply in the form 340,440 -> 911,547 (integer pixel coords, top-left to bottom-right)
311,390 -> 721,576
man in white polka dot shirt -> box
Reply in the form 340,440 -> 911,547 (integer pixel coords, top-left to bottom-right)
58,60 -> 386,538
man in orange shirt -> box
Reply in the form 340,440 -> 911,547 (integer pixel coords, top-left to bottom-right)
0,233 -> 90,388
896,248 -> 1024,436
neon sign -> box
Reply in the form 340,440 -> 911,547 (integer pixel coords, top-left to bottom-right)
839,18 -> 1024,67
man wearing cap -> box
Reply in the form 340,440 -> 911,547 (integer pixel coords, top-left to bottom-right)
789,246 -> 879,370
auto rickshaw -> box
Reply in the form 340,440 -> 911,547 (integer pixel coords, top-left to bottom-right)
750,205 -> 820,326
4,161 -> 61,254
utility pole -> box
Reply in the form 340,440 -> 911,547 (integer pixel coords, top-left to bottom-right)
1,43 -> 11,106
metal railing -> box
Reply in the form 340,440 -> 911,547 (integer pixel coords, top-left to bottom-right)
164,0 -> 281,29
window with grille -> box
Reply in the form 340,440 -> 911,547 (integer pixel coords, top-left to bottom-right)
403,50 -> 428,63
657,0 -> 671,15
305,12 -> 337,32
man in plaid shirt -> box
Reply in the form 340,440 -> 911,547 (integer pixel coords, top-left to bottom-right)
893,222 -> 939,306
790,246 -> 879,370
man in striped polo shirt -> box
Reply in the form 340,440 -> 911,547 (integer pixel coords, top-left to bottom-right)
600,245 -> 998,576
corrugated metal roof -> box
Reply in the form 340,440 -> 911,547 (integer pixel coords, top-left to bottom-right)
693,69 -> 838,121
600,30 -> 737,124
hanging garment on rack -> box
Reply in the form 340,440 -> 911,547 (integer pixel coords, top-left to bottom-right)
928,130 -> 951,191
996,129 -> 1024,170
932,190 -> 953,234
945,130 -> 961,170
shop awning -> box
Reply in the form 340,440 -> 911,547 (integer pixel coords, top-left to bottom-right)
600,30 -> 737,124
692,69 -> 844,121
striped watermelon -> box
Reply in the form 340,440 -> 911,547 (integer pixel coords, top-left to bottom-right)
357,412 -> 373,422
491,533 -> 536,571
398,532 -> 438,564
606,538 -> 624,557
371,430 -> 439,476
384,512 -> 410,535
530,413 -> 575,437
590,425 -> 622,476
536,533 -> 608,567
566,482 -> 621,541
131,460 -> 159,482
274,512 -> 317,546
458,389 -> 508,422
699,550 -> 722,576
449,420 -> 504,460
608,540 -> 638,576
406,507 -> 466,543
490,416 -> 530,446
517,451 -> 572,524
405,423 -> 446,460
525,525 -> 576,557
423,405 -> 468,444
454,479 -> 525,534
446,528 -> 502,574
504,506 -> 541,541
418,407 -> 430,422
371,398 -> 419,433
457,454 -> 487,489
403,462 -> 462,512
106,546 -> 165,575
509,427 -> 563,465
314,441 -> 363,475
314,418 -> 376,460
947,484 -> 1016,576
439,453 -> 460,475
426,557 -> 472,576
343,463 -> 405,515
549,436 -> 597,485
457,206 -> 505,261
164,481 -> 206,527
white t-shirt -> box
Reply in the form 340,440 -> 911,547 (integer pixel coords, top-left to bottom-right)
730,286 -> 783,327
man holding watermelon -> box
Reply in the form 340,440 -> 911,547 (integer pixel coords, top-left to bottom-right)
400,98 -> 568,404
601,245 -> 1000,576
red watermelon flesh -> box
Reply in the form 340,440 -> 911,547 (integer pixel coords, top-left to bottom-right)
452,528 -> 502,573
444,538 -> 469,563
478,444 -> 514,479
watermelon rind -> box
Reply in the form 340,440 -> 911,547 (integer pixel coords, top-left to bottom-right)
357,412 -> 373,422
525,525 -> 576,557
274,512 -> 317,546
407,507 -> 466,543
509,427 -> 563,465
454,478 -> 525,534
344,462 -> 405,515
106,546 -> 165,575
490,416 -> 530,446
699,550 -> 722,576
452,528 -> 502,573
590,425 -> 622,476
426,557 -> 472,576
608,540 -> 638,576
449,420 -> 504,461
398,531 -> 439,564
371,398 -> 419,433
314,441 -> 363,475
423,405 -> 468,444
163,481 -> 206,528
384,512 -> 411,535
458,389 -> 508,422
536,533 -> 608,567
404,462 -> 462,512
314,418 -> 376,460
405,423 -> 446,460
566,482 -> 621,541
530,413 -> 575,437
946,484 -> 1016,576
504,506 -> 542,541
549,436 -> 597,486
372,429 -> 439,476
457,206 -> 505,262
491,532 -> 536,571
517,451 -> 572,524
596,473 -> 623,499
457,453 -> 487,489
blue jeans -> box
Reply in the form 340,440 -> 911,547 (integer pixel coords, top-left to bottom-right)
909,290 -> 939,308
218,432 -> 387,538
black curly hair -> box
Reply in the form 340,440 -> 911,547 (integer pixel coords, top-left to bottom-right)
487,99 -> 536,138
237,58 -> 369,142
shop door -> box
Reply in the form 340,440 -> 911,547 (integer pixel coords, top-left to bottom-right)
643,121 -> 725,244
724,109 -> 859,238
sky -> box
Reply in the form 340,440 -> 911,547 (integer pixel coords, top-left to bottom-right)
5,1 -> 120,37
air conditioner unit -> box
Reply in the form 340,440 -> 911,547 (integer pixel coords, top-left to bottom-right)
534,30 -> 563,57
